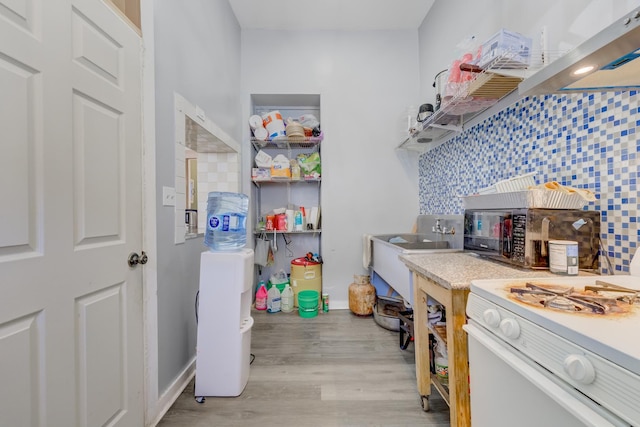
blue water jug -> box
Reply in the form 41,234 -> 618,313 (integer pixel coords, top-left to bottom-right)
205,192 -> 248,251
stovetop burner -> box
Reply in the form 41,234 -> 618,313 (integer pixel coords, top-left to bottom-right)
509,281 -> 639,315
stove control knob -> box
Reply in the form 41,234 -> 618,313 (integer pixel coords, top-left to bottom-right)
499,318 -> 521,339
563,354 -> 596,384
482,309 -> 501,328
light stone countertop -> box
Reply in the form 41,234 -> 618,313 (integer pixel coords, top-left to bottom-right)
400,251 -> 587,290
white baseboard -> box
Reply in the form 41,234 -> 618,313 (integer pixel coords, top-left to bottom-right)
148,357 -> 196,427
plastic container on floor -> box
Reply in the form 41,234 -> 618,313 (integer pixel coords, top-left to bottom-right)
205,192 -> 248,251
298,290 -> 319,318
267,285 -> 281,313
290,258 -> 322,308
255,281 -> 267,311
281,284 -> 294,313
434,339 -> 449,386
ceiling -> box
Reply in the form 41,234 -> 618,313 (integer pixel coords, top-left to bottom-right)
228,0 -> 435,31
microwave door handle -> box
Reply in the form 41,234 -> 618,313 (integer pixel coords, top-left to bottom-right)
541,217 -> 550,257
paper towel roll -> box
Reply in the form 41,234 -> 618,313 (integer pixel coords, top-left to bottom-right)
362,234 -> 373,269
249,115 -> 264,130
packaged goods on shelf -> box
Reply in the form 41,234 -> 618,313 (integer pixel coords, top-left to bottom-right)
254,150 -> 272,167
270,154 -> 291,178
297,152 -> 321,179
479,29 -> 532,69
251,167 -> 270,181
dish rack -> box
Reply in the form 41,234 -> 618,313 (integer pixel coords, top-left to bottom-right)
462,189 -> 589,210
477,172 -> 536,194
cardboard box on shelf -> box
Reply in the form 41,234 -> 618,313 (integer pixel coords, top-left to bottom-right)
252,167 -> 271,181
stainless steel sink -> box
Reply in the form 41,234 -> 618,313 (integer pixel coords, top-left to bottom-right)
369,216 -> 464,307
371,234 -> 450,251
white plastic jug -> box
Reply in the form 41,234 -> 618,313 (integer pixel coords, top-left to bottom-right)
281,284 -> 294,313
267,285 -> 281,313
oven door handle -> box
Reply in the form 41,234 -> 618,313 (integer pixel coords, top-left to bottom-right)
464,323 -> 627,427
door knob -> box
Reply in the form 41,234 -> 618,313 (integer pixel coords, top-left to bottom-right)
128,251 -> 148,267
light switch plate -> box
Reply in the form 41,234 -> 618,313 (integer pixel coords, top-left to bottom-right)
162,186 -> 176,206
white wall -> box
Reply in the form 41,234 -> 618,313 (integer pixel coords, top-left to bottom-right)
241,30 -> 422,308
417,0 -> 639,105
151,0 -> 241,412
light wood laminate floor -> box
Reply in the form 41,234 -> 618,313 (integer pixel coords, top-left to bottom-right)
158,309 -> 450,426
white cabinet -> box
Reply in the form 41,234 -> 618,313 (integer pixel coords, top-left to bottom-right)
195,249 -> 254,398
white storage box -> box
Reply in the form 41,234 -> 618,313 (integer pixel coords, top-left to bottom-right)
479,29 -> 532,69
494,172 -> 536,193
462,189 -> 589,210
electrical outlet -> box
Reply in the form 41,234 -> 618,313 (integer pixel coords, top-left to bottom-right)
162,186 -> 176,206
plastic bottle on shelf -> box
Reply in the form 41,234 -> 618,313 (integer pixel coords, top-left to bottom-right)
280,284 -> 294,313
205,191 -> 248,251
434,339 -> 449,386
267,285 -> 281,313
294,210 -> 303,231
255,281 -> 268,311
291,159 -> 301,180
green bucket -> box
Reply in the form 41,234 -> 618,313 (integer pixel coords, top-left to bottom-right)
267,280 -> 288,294
298,290 -> 319,318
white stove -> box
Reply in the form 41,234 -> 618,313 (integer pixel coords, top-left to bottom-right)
465,272 -> 640,427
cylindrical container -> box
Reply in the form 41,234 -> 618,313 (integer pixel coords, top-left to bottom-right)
267,285 -> 281,313
298,290 -> 319,318
253,126 -> 268,141
322,294 -> 329,313
285,209 -> 294,232
290,258 -> 322,307
265,215 -> 275,231
348,275 -> 376,316
294,211 -> 303,231
248,114 -> 263,130
290,160 -> 300,180
434,340 -> 449,386
255,281 -> 267,310
416,103 -> 434,122
205,192 -> 248,251
281,284 -> 294,313
262,110 -> 286,140
185,209 -> 198,234
549,240 -> 579,275
275,213 -> 287,231
433,69 -> 448,111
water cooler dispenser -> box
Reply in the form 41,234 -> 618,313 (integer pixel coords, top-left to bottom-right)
195,248 -> 254,398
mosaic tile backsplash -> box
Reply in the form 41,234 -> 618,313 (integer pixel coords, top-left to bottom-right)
419,90 -> 639,273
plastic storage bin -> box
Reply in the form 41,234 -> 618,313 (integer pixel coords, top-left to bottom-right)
479,29 -> 532,69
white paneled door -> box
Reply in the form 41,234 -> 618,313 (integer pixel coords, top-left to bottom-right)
0,0 -> 144,426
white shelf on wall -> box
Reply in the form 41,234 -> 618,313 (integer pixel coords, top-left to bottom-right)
398,53 -> 532,153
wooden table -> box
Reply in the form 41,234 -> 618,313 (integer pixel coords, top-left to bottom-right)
401,251 -> 589,426
412,271 -> 470,427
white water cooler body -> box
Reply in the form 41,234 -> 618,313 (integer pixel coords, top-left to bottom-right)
195,249 -> 254,397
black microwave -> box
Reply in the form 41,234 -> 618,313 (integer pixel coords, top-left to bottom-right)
463,208 -> 600,270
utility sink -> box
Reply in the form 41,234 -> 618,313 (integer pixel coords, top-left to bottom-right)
372,234 -> 450,251
369,218 -> 463,307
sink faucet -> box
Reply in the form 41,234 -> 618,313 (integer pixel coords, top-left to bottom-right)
432,218 -> 455,235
